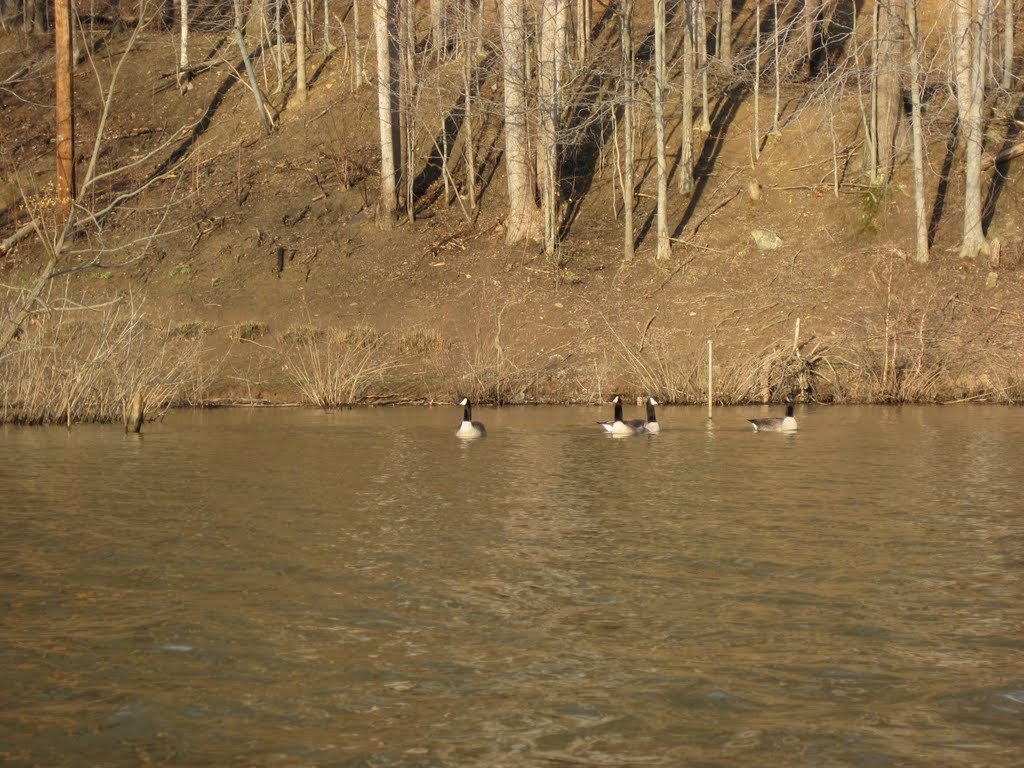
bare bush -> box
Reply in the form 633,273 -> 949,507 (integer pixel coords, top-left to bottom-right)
0,293 -> 215,426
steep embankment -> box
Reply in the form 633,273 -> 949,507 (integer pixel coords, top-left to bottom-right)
1,21 -> 1023,414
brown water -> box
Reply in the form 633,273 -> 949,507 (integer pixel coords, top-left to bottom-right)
1,405 -> 1022,767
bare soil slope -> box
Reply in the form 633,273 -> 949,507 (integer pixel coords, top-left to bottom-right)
2,26 -> 1023,406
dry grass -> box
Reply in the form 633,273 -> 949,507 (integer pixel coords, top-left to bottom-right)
0,298 -> 215,426
231,321 -> 270,342
282,325 -> 402,407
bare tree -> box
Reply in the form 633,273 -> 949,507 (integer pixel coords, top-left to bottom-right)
296,0 -> 308,104
373,0 -> 400,227
1001,0 -> 1014,91
619,0 -> 636,261
353,0 -> 366,87
55,0 -> 74,226
697,0 -> 710,132
719,0 -> 733,65
500,0 -> 541,243
654,0 -> 670,259
955,0 -> 991,259
177,0 -> 192,93
906,0 -> 929,263
677,0 -> 695,194
804,0 -> 822,77
873,0 -> 904,183
539,0 -> 567,257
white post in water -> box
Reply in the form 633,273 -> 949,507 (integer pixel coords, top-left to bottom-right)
707,339 -> 713,419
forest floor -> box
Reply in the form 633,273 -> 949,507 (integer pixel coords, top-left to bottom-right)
2,27 -> 1024,409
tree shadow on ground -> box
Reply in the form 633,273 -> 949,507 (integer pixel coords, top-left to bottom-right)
411,49 -> 501,217
982,95 -> 1024,234
928,115 -> 959,249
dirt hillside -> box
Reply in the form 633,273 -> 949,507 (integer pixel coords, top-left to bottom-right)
2,17 -> 1023,408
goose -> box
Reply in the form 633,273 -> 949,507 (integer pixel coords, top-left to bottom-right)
455,396 -> 487,438
597,394 -> 648,435
748,403 -> 798,432
642,396 -> 661,433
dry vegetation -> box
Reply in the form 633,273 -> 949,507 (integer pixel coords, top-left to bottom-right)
1,0 -> 1023,422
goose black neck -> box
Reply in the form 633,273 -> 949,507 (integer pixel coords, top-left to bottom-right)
613,400 -> 623,422
463,403 -> 472,422
646,401 -> 657,421
786,404 -> 794,417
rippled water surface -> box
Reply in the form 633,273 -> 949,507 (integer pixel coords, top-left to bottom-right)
1,405 -> 1022,766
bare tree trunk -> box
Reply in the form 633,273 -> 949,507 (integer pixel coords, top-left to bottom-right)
575,0 -> 591,60
296,0 -> 308,104
539,0 -> 567,258
55,0 -> 75,228
620,0 -> 636,261
772,0 -> 781,134
874,0 -> 904,183
233,0 -> 274,134
177,0 -> 192,93
956,0 -> 991,259
719,0 -> 732,64
461,0 -> 478,209
500,0 -> 541,243
753,0 -> 761,161
697,0 -> 710,132
678,0 -> 695,194
1001,0 -> 1014,91
804,0 -> 821,77
274,0 -> 284,92
402,0 -> 417,221
654,0 -> 670,259
353,0 -> 365,87
906,0 -> 929,263
430,0 -> 446,54
373,0 -> 400,227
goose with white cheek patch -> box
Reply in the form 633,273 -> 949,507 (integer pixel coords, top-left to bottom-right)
455,396 -> 487,438
642,396 -> 661,433
597,394 -> 648,435
748,404 -> 798,432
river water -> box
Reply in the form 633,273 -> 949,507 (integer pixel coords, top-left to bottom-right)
1,405 -> 1022,766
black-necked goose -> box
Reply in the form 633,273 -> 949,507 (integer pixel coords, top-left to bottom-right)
643,396 -> 661,433
455,396 -> 487,438
748,403 -> 797,432
597,394 -> 648,435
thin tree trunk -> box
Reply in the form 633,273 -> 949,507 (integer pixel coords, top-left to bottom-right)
875,0 -> 904,183
575,0 -> 591,60
373,0 -> 400,227
177,0 -> 192,93
956,0 -> 990,259
500,0 -> 541,243
353,0 -> 365,86
296,0 -> 308,104
620,0 -> 635,261
654,0 -> 670,259
233,0 -> 273,134
540,0 -> 566,258
906,0 -> 929,263
753,0 -> 761,161
804,0 -> 821,77
1002,0 -> 1014,91
430,0 -> 445,55
678,0 -> 695,194
462,0 -> 478,209
698,0 -> 710,132
772,0 -> 781,134
719,0 -> 732,64
55,0 -> 75,228
402,0 -> 416,221
274,0 -> 284,92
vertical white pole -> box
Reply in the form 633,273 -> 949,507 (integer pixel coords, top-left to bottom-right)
707,339 -> 713,419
